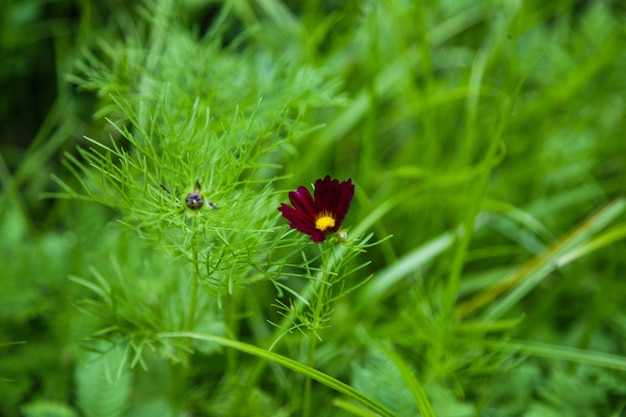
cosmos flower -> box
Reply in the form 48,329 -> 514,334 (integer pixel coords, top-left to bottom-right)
278,175 -> 355,242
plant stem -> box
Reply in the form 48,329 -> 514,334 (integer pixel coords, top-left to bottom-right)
303,244 -> 330,417
302,334 -> 317,417
225,288 -> 238,378
186,245 -> 200,330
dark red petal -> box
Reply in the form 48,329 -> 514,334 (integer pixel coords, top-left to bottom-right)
279,203 -> 315,228
314,175 -> 336,214
313,176 -> 354,231
311,230 -> 327,242
330,178 -> 354,230
288,186 -> 317,222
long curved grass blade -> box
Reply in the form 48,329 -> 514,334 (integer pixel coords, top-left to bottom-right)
383,347 -> 437,417
356,229 -> 459,311
332,398 -> 382,417
480,339 -> 626,372
159,332 -> 399,417
456,197 -> 626,320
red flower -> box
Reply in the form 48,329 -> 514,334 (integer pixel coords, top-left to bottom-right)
279,175 -> 355,242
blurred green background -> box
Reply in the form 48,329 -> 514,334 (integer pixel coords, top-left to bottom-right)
2,0 -> 626,416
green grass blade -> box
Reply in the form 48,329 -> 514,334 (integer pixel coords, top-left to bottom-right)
159,332 -> 399,417
481,339 -> 626,372
356,228 -> 459,311
384,347 -> 437,417
456,197 -> 626,320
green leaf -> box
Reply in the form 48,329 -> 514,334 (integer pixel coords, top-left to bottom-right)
75,345 -> 133,417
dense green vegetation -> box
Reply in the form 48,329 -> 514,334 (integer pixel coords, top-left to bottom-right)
2,1 -> 626,416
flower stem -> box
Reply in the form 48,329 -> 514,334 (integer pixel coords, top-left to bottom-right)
224,288 -> 238,378
186,245 -> 200,330
302,334 -> 317,417
303,244 -> 331,417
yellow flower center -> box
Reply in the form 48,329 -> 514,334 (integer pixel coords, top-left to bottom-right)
315,213 -> 336,231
